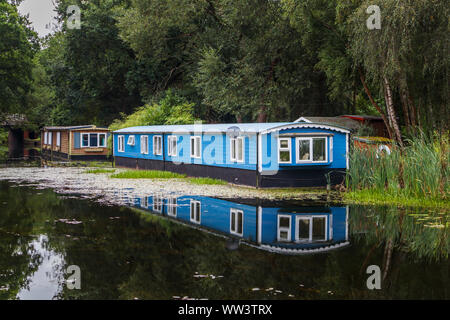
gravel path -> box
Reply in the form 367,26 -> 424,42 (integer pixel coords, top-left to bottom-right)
0,167 -> 330,206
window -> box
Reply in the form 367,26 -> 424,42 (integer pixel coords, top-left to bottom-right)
153,135 -> 162,155
295,216 -> 327,242
118,135 -> 125,152
190,136 -> 201,158
56,132 -> 61,147
44,132 -> 48,145
230,209 -> 244,236
278,138 -> 291,163
141,197 -> 148,208
141,136 -> 149,154
167,197 -> 177,217
190,200 -> 201,224
168,136 -> 177,157
99,134 -> 106,147
277,215 -> 291,242
230,137 -> 244,162
127,135 -> 135,146
296,137 -> 327,163
48,132 -> 53,146
153,196 -> 163,213
82,133 -> 107,148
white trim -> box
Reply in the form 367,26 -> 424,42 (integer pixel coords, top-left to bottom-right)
153,135 -> 162,156
190,136 -> 202,158
56,132 -> 61,147
140,135 -> 149,154
330,136 -> 333,163
81,133 -> 107,148
127,135 -> 135,146
277,137 -> 291,164
345,206 -> 349,241
190,200 -> 201,224
167,197 -> 177,217
118,135 -> 125,152
81,133 -> 89,147
153,195 -> 163,213
258,134 -> 263,172
257,206 -> 262,244
141,197 -> 149,208
295,137 -> 328,163
293,117 -> 312,123
295,215 -> 328,242
230,136 -> 245,163
261,123 -> 351,135
230,208 -> 244,237
277,214 -> 291,242
168,135 -> 178,157
346,133 -> 349,169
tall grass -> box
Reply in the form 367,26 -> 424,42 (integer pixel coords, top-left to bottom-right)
347,132 -> 449,203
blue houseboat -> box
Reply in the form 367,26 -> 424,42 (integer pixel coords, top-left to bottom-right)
120,193 -> 349,255
112,122 -> 351,187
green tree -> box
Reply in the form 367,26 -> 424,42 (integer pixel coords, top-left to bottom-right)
0,0 -> 38,120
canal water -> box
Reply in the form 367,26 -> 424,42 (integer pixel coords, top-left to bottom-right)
0,180 -> 448,300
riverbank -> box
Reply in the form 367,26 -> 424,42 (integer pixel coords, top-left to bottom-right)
0,167 -> 337,205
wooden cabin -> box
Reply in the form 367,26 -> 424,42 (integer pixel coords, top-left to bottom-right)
41,125 -> 110,161
125,194 -> 349,254
112,122 -> 351,187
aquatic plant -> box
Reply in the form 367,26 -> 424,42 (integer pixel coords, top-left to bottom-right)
346,131 -> 449,205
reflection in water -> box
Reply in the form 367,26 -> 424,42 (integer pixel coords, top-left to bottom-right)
0,181 -> 448,300
122,193 -> 350,255
17,235 -> 64,300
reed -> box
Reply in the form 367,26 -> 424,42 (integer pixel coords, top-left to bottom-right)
346,131 -> 449,204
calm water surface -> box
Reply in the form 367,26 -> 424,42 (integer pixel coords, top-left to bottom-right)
0,181 -> 448,300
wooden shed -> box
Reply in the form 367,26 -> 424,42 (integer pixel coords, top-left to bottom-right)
41,125 -> 110,161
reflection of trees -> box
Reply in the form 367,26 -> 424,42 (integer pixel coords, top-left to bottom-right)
0,182 -> 62,299
350,205 -> 449,297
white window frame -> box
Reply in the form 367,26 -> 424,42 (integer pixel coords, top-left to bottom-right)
127,135 -> 135,146
153,135 -> 162,156
81,133 -> 107,148
296,137 -> 328,163
118,135 -> 125,152
277,214 -> 292,242
167,197 -> 177,217
230,136 -> 244,163
190,200 -> 201,224
278,138 -> 291,164
295,215 -> 328,242
230,208 -> 244,236
141,135 -> 149,154
153,196 -> 163,213
168,135 -> 178,157
141,197 -> 149,208
56,132 -> 61,147
190,136 -> 202,159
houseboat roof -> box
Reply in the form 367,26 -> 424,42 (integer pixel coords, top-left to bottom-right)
43,125 -> 109,131
294,116 -> 362,131
113,122 -> 351,134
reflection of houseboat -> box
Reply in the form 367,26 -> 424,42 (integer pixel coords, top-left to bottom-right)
113,122 -> 351,187
123,193 -> 349,255
41,126 -> 110,161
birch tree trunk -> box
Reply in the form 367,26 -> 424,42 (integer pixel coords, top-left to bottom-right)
384,77 -> 404,147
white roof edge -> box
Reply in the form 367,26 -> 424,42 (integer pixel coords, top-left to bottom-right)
260,123 -> 351,134
294,117 -> 312,123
